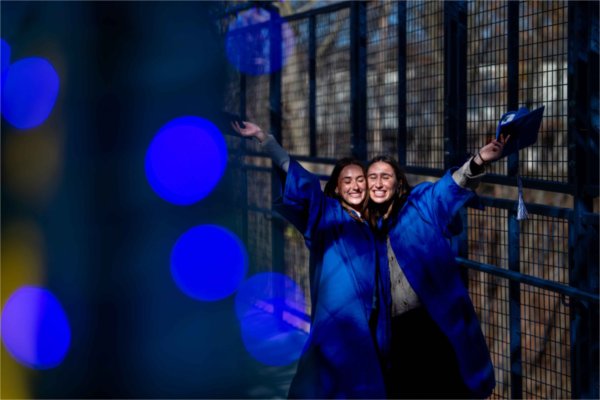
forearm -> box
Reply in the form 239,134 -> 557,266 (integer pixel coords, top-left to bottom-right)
452,156 -> 486,190
260,135 -> 291,173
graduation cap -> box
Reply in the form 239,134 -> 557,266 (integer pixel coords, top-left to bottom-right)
494,106 -> 545,220
496,106 -> 545,158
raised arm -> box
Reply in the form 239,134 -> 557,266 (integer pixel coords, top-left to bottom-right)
410,134 -> 509,233
231,121 -> 290,172
232,120 -> 327,244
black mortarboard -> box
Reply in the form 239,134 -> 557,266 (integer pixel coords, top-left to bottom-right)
495,106 -> 545,158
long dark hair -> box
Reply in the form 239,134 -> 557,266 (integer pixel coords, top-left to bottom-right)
366,155 -> 411,228
324,157 -> 368,216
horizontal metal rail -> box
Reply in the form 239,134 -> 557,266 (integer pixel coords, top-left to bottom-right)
457,257 -> 599,305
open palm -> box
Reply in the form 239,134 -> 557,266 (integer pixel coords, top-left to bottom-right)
231,121 -> 266,142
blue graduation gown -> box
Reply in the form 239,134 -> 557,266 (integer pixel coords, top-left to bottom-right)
274,160 -> 389,399
385,169 -> 495,398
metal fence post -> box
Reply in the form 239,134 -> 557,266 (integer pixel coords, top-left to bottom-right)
444,1 -> 467,170
444,2 -> 469,269
239,73 -> 249,247
309,14 -> 317,158
269,9 -> 285,284
568,2 -> 600,398
506,2 -> 523,398
397,2 -> 406,167
350,1 -> 367,160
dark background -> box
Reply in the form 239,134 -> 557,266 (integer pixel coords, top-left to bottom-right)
1,1 -> 284,397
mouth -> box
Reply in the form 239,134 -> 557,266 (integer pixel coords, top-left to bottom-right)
371,190 -> 387,197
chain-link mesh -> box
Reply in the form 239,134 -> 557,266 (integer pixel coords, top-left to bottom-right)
468,207 -> 510,269
366,1 -> 399,160
315,8 -> 352,159
519,1 -> 568,182
406,1 -> 445,169
282,18 -> 310,156
467,1 -> 509,175
469,270 -> 511,399
521,285 -> 571,399
247,210 -> 272,274
520,214 -> 569,283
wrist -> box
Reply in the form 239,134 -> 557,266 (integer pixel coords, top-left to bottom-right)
256,131 -> 267,143
474,151 -> 487,166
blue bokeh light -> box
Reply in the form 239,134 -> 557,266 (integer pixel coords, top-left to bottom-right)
1,286 -> 71,369
1,57 -> 59,129
235,272 -> 309,366
171,225 -> 247,301
225,8 -> 294,76
145,116 -> 228,205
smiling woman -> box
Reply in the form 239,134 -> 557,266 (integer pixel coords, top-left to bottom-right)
231,120 -> 390,399
323,158 -> 368,216
365,136 -> 509,399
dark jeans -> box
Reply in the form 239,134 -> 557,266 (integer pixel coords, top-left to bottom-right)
386,307 -> 473,399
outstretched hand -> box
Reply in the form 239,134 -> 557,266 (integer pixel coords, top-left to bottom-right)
231,121 -> 267,143
475,134 -> 510,165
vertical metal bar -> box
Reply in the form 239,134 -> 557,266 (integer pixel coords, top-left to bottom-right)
444,1 -> 469,284
508,214 -> 523,399
506,2 -> 523,398
266,10 -> 286,324
444,1 -> 468,169
239,72 -> 248,247
269,10 -> 284,281
568,2 -> 599,398
397,2 -> 407,167
350,1 -> 367,160
309,15 -> 317,157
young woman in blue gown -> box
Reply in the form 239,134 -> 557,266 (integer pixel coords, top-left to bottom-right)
366,136 -> 508,399
232,121 -> 391,399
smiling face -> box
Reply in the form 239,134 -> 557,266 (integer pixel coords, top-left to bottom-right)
335,164 -> 367,211
367,161 -> 398,204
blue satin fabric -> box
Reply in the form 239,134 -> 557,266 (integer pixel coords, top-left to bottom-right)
274,160 -> 389,399
384,170 -> 495,398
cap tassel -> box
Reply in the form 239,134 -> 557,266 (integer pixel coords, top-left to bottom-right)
517,175 -> 528,221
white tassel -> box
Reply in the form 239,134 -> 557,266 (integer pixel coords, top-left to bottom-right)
517,175 -> 528,221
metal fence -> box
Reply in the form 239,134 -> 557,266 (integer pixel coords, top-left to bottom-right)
223,1 -> 599,398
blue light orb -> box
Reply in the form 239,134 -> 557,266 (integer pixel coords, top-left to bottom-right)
1,286 -> 71,369
1,57 -> 59,129
171,225 -> 247,301
225,8 -> 294,76
235,273 -> 309,366
145,116 -> 228,205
